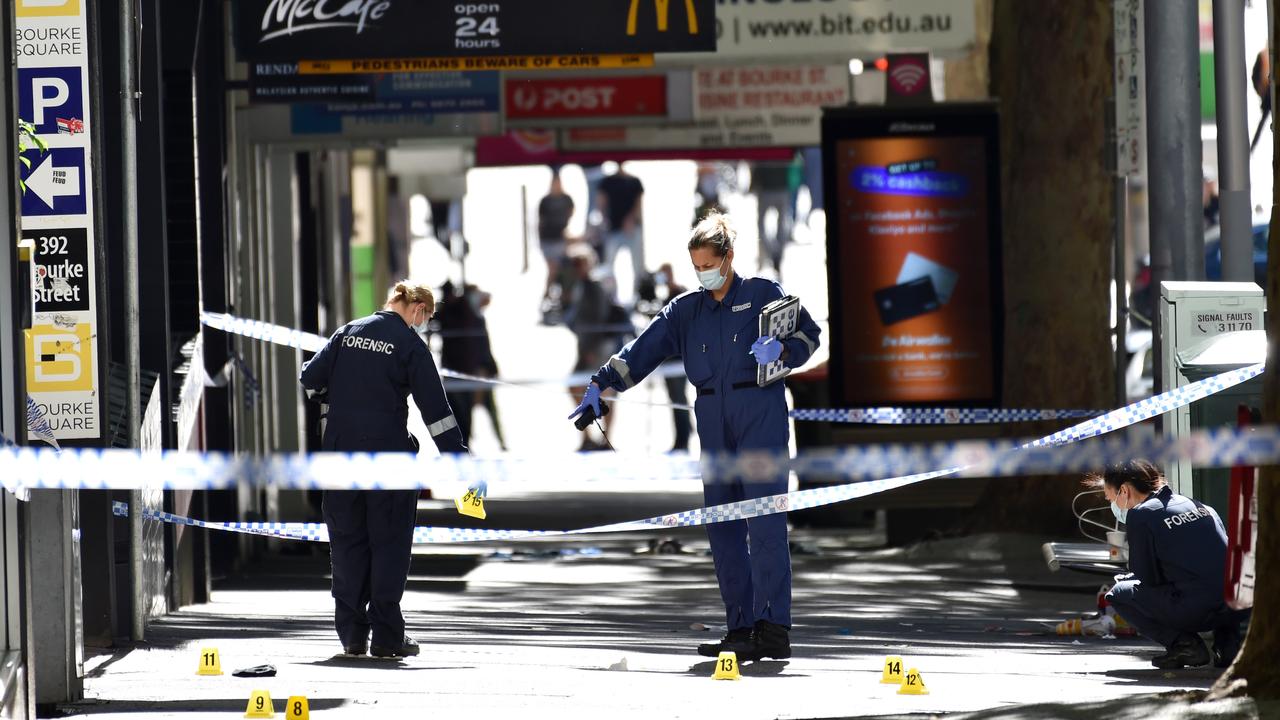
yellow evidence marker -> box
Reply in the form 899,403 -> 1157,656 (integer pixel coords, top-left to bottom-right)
897,667 -> 929,695
455,485 -> 487,520
879,655 -> 905,684
713,651 -> 741,680
285,696 -> 310,720
244,690 -> 275,718
196,647 -> 223,676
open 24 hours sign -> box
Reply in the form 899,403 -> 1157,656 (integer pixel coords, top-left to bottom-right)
234,0 -> 715,62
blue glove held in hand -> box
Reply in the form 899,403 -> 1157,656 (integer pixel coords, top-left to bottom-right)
568,383 -> 602,420
750,336 -> 783,365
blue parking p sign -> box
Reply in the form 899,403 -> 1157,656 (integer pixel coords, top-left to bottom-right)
19,67 -> 85,136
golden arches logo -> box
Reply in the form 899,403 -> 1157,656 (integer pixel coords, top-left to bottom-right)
627,0 -> 699,35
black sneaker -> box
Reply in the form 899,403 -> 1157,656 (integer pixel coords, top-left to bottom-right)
1152,633 -> 1210,669
751,620 -> 791,660
370,636 -> 420,658
697,627 -> 753,658
342,640 -> 368,657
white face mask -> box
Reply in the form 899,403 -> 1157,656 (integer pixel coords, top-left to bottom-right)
412,307 -> 430,334
696,257 -> 728,291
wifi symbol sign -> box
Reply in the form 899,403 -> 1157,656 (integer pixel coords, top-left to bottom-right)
888,59 -> 928,96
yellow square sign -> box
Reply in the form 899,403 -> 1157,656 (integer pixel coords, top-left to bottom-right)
26,323 -> 94,392
16,0 -> 81,18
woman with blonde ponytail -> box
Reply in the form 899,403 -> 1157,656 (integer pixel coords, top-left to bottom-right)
300,280 -> 467,660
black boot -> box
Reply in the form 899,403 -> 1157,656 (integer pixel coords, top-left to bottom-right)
697,627 -> 753,658
1152,633 -> 1210,669
751,620 -> 791,660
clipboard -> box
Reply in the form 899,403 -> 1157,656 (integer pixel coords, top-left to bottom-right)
757,295 -> 801,387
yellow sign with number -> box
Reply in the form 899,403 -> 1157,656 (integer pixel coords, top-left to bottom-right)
285,696 -> 310,720
713,651 -> 741,680
244,690 -> 275,718
196,647 -> 223,676
897,667 -> 929,695
455,488 -> 487,520
879,655 -> 904,684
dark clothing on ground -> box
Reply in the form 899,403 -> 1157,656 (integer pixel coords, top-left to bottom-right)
299,310 -> 467,649
1105,485 -> 1234,647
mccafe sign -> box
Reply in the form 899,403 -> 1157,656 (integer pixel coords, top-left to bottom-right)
235,0 -> 716,62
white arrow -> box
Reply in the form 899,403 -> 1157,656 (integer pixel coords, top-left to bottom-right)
25,153 -> 81,210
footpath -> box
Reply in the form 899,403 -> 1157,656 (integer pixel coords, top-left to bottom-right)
67,529 -> 1270,719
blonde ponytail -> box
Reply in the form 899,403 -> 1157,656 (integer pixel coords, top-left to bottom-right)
386,280 -> 436,314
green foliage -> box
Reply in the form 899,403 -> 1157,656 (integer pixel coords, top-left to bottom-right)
16,118 -> 47,195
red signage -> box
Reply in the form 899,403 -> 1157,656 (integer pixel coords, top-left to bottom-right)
505,76 -> 667,119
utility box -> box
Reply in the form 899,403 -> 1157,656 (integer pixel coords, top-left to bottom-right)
1158,282 -> 1265,512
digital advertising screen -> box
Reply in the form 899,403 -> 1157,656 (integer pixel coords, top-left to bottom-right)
822,105 -> 1003,407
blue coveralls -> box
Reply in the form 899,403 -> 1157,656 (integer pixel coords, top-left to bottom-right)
300,310 -> 467,649
592,274 -> 821,630
1105,485 -> 1234,647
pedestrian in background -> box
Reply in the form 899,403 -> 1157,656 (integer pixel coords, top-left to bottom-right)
539,168 -> 575,309
437,281 -> 507,451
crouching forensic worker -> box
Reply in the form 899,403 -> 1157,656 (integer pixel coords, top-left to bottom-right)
569,212 -> 821,661
1092,460 -> 1251,669
300,281 -> 468,659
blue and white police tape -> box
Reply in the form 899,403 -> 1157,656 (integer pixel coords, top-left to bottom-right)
109,423 -> 1277,545
789,407 -> 1103,425
0,362 -> 1265,497
205,310 -> 1115,419
201,311 -> 692,410
111,500 -> 561,544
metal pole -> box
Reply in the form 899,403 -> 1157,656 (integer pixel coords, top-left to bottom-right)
1114,174 -> 1130,407
121,0 -> 145,643
1145,0 -> 1203,401
1213,0 -> 1255,282
1145,0 -> 1205,284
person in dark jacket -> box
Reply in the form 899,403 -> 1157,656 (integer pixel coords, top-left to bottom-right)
437,282 -> 507,450
1094,460 -> 1251,669
300,281 -> 468,659
570,213 -> 821,661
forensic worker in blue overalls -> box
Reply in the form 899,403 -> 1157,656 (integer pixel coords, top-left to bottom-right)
570,212 -> 821,661
1093,460 -> 1251,669
300,281 -> 468,659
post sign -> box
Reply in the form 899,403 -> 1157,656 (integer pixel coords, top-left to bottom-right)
506,76 -> 668,120
16,0 -> 102,440
823,105 -> 1003,407
234,0 -> 715,62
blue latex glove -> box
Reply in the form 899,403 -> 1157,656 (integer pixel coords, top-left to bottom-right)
568,383 -> 602,420
750,336 -> 783,365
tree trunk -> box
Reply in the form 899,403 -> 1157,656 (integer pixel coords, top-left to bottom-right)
1209,14 -> 1280,702
963,0 -> 1116,535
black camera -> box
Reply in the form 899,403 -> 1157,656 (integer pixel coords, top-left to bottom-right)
573,400 -> 611,431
